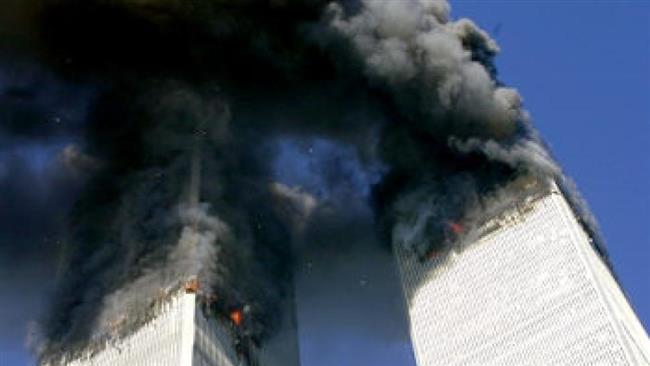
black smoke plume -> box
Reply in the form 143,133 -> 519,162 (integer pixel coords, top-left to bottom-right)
0,0 -> 605,362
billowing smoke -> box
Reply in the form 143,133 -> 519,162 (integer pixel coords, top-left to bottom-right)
320,0 -> 602,258
0,0 -> 605,362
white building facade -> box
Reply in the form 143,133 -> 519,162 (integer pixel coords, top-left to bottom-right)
395,183 -> 650,365
47,288 -> 242,366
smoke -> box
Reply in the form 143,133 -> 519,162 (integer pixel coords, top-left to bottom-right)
95,202 -> 226,340
269,182 -> 318,236
37,82 -> 299,360
0,0 -> 606,362
318,0 -> 602,258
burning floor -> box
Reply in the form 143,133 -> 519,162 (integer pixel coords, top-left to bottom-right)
41,277 -> 273,366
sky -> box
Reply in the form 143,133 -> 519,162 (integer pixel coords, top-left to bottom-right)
1,1 -> 649,366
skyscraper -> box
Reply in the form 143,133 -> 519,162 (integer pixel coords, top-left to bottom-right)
40,142 -> 302,366
41,278 -> 301,366
394,180 -> 650,365
41,280 -> 241,366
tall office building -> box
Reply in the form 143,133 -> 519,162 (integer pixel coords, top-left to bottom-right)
41,279 -> 301,366
41,143 -> 302,366
42,280 -> 300,366
42,281 -> 242,366
394,180 -> 650,365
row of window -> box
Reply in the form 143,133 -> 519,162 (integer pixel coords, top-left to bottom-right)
401,194 -> 632,365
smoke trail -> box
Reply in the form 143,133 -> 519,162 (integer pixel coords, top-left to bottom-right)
319,0 -> 603,258
38,83 -> 296,360
0,0 -> 605,361
93,140 -> 229,348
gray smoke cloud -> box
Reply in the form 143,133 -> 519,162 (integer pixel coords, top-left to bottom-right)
37,83 -> 301,361
320,0 -> 602,258
0,0 -> 606,362
94,202 -> 226,340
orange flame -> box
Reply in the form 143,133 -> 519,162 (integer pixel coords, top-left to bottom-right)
449,222 -> 463,235
230,309 -> 243,326
185,278 -> 200,293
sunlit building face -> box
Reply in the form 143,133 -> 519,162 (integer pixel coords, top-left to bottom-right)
394,184 -> 650,365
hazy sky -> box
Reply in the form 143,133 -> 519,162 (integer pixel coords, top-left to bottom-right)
1,2 -> 648,366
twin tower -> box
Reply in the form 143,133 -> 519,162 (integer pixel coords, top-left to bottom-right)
46,179 -> 649,366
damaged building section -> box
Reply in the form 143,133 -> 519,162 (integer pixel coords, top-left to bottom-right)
41,278 -> 260,366
393,178 -> 650,365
